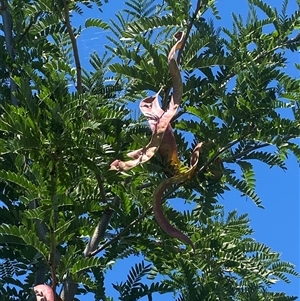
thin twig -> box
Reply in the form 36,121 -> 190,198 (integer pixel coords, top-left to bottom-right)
197,124 -> 258,175
224,132 -> 298,162
224,143 -> 270,162
29,200 -> 48,285
49,162 -> 58,291
177,0 -> 203,66
198,138 -> 241,175
95,174 -> 107,204
172,30 -> 300,122
17,13 -> 41,43
62,0 -> 82,94
136,182 -> 153,190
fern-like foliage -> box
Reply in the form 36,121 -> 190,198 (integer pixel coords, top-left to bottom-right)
112,261 -> 172,301
0,0 -> 299,300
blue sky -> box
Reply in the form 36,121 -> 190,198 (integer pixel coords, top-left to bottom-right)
73,0 -> 299,299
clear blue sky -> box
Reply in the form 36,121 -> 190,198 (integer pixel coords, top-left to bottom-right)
73,0 -> 299,299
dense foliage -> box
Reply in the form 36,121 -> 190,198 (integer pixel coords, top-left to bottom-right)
0,0 -> 299,300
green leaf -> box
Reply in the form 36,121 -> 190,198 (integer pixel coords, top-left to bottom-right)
226,174 -> 263,208
0,225 -> 49,258
72,257 -> 104,274
0,170 -> 38,195
85,18 -> 109,29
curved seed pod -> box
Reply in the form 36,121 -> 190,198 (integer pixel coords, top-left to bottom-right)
167,31 -> 184,109
153,143 -> 203,253
110,32 -> 201,251
110,33 -> 185,172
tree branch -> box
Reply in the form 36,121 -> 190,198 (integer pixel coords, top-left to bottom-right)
17,12 -> 41,43
197,138 -> 242,176
224,132 -> 298,162
29,200 -> 49,285
176,0 -> 203,66
224,142 -> 270,162
62,0 -> 82,94
83,196 -> 119,256
96,174 -> 108,204
172,29 -> 300,122
0,0 -> 17,105
1,1 -> 52,287
61,176 -> 121,300
50,230 -> 57,290
88,182 -> 182,257
285,32 -> 300,44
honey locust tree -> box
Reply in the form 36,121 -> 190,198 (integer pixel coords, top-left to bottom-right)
0,0 -> 299,300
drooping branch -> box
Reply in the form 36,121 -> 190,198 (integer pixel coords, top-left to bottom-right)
84,174 -> 133,255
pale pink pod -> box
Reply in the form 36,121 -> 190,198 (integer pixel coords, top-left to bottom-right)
34,284 -> 54,301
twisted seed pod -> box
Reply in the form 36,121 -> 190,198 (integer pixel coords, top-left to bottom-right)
110,32 -> 201,251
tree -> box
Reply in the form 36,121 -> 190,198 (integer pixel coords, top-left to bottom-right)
0,0 -> 299,300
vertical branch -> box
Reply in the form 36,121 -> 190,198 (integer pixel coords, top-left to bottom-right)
1,3 -> 51,284
2,0 -> 51,284
50,231 -> 57,289
49,159 -> 59,291
59,5 -> 84,297
29,200 -> 49,285
62,0 -> 82,94
0,0 -> 17,105
177,0 -> 203,65
61,176 -> 121,301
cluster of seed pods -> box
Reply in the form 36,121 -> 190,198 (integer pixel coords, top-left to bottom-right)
110,32 -> 203,252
